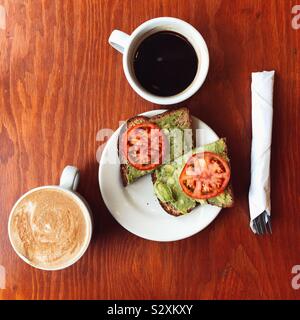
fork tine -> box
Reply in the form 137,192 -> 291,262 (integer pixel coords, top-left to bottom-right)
254,217 -> 262,235
262,211 -> 272,235
266,214 -> 272,234
252,218 -> 259,234
260,214 -> 267,234
257,215 -> 265,235
258,213 -> 266,234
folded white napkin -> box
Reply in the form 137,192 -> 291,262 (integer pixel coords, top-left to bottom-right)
249,71 -> 275,233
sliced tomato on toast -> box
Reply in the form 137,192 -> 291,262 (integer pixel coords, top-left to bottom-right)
179,152 -> 230,200
121,122 -> 167,171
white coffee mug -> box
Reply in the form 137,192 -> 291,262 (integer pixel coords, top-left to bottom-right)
8,166 -> 93,271
109,17 -> 209,105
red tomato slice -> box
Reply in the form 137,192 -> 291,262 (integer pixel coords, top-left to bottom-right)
179,152 -> 230,200
121,122 -> 166,171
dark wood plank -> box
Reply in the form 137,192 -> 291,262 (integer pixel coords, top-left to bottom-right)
0,0 -> 300,299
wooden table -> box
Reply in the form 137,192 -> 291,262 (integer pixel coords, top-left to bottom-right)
0,0 -> 300,300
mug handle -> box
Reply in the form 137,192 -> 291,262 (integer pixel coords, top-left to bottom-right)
59,166 -> 80,191
108,30 -> 130,54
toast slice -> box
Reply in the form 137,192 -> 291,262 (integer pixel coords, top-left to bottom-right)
152,138 -> 234,216
119,107 -> 193,186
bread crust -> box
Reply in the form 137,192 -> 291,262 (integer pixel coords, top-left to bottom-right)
150,106 -> 192,128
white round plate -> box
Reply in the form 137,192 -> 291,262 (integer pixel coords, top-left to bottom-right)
99,110 -> 220,242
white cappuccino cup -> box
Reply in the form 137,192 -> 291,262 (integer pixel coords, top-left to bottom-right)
8,166 -> 93,271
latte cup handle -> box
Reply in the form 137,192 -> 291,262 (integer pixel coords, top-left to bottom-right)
108,30 -> 130,54
59,166 -> 80,191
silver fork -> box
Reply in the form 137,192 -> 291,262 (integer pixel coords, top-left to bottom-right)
253,211 -> 272,235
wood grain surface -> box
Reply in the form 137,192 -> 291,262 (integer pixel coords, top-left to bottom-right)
0,0 -> 300,300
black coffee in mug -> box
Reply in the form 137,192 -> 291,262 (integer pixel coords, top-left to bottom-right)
133,31 -> 198,97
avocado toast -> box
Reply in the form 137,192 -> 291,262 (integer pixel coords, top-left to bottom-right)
152,138 -> 234,216
119,107 -> 193,186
